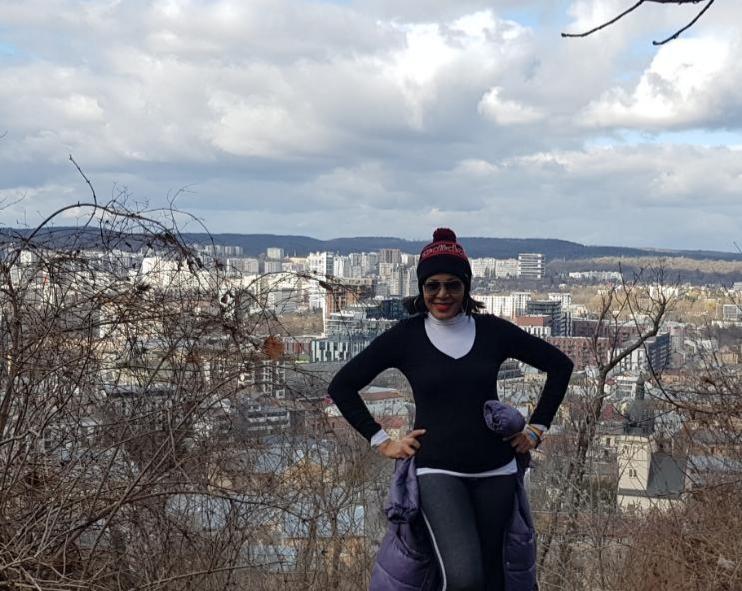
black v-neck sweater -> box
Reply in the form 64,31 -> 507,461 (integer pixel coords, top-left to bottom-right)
327,313 -> 574,472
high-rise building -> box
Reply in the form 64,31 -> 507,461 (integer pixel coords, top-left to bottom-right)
668,324 -> 686,352
223,245 -> 243,256
548,292 -> 572,308
266,288 -> 302,313
378,262 -> 404,296
518,253 -> 545,280
526,299 -> 566,336
615,332 -> 671,373
323,278 -> 375,318
402,267 -> 418,297
378,248 -> 402,265
263,260 -> 283,273
333,255 -> 350,278
308,252 -> 334,277
362,252 -> 379,276
546,336 -> 612,370
511,292 -> 532,316
401,253 -> 420,267
647,333 -> 671,372
572,318 -> 609,339
266,247 -> 284,260
227,257 -> 260,274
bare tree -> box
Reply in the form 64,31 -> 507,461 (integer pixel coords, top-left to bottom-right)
0,165 -> 388,590
535,263 -> 676,589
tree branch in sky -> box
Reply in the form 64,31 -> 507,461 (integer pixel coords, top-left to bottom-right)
561,0 -> 717,46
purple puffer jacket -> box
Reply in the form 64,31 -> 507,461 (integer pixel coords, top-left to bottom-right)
369,456 -> 442,590
484,400 -> 538,591
369,400 -> 537,591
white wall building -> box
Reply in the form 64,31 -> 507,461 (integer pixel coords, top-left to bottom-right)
227,257 -> 260,274
378,263 -> 403,296
333,255 -> 350,278
264,260 -> 283,273
649,285 -> 680,299
479,294 -> 513,317
512,292 -> 532,316
402,267 -> 418,297
613,434 -> 686,512
401,253 -> 419,267
305,280 -> 326,311
471,257 -> 497,278
378,248 -> 402,265
308,252 -> 334,278
477,292 -> 532,317
495,259 -> 519,278
362,252 -> 379,276
518,253 -> 545,280
266,288 -> 302,314
548,292 -> 572,308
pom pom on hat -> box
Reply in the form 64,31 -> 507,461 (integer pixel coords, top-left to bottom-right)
433,228 -> 457,242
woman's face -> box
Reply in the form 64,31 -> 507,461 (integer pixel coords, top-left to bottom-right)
422,272 -> 465,320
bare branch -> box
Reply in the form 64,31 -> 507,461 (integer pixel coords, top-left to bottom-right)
653,0 -> 716,45
562,0 -> 646,39
562,0 -> 717,45
68,154 -> 97,206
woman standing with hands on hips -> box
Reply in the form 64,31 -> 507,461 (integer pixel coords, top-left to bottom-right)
328,229 -> 574,591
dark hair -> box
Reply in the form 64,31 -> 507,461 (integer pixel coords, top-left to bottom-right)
402,293 -> 485,316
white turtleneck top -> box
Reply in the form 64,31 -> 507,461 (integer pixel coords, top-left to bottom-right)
424,310 -> 476,359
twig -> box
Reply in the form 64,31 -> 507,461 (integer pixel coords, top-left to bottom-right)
562,1 -> 646,38
562,0 -> 717,45
653,0 -> 716,45
68,154 -> 97,205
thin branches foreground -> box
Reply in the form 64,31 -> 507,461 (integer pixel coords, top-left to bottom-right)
561,0 -> 717,46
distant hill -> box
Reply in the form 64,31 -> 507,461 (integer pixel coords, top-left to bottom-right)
180,233 -> 742,262
2,227 -> 741,262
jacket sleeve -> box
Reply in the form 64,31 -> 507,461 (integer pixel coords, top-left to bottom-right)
498,317 -> 574,428
327,324 -> 401,442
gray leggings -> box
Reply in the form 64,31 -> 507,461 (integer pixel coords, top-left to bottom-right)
418,472 -> 516,591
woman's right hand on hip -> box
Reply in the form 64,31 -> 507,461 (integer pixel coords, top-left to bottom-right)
377,429 -> 426,459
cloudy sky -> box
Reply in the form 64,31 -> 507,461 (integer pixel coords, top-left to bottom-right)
1,0 -> 741,251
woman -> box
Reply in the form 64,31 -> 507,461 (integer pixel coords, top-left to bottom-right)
328,228 -> 574,591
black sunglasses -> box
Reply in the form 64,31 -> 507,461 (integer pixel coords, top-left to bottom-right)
422,279 -> 465,295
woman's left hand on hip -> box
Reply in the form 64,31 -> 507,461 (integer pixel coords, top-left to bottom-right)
504,432 -> 536,454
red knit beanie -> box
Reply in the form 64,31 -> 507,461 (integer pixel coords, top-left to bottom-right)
416,228 -> 472,293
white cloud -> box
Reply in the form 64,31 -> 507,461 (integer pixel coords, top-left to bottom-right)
0,0 -> 741,251
454,159 -> 499,176
208,91 -> 333,159
478,87 -> 543,125
583,37 -> 736,129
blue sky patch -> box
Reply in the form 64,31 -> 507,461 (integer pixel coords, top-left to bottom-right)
0,41 -> 17,56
